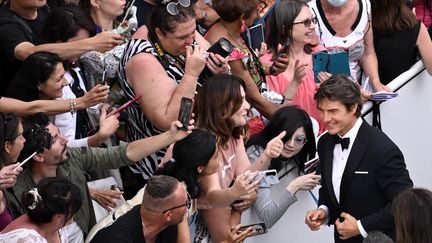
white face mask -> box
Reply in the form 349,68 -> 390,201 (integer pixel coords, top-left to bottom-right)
327,0 -> 347,7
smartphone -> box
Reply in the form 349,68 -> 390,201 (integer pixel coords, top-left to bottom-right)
238,222 -> 268,236
275,38 -> 290,60
107,95 -> 142,117
256,169 -> 279,187
249,23 -> 265,51
178,97 -> 193,131
312,51 -> 330,83
313,51 -> 350,83
304,157 -> 320,174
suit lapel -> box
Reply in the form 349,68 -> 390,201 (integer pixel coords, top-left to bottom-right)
339,122 -> 370,204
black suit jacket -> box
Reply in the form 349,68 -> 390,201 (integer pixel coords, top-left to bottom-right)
318,120 -> 413,243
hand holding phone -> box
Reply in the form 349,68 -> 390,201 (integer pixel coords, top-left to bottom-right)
238,222 -> 268,236
252,169 -> 279,188
178,97 -> 193,131
304,157 -> 320,174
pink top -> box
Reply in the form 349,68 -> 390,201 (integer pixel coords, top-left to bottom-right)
261,46 -> 327,134
217,138 -> 240,189
414,0 -> 432,27
0,196 -> 13,231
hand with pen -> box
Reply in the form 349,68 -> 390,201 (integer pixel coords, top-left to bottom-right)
0,163 -> 23,190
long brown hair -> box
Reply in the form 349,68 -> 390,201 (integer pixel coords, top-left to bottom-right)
392,188 -> 432,243
371,0 -> 417,35
195,75 -> 247,148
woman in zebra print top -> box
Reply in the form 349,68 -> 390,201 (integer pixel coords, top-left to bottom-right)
118,2 -> 229,191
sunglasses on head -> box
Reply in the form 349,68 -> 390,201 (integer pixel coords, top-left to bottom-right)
162,0 -> 191,16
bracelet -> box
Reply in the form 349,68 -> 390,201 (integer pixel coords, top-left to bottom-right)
69,98 -> 77,114
227,65 -> 232,75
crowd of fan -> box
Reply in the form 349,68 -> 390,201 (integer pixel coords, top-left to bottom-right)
0,0 -> 431,242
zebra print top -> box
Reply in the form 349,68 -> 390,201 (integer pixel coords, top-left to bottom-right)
118,38 -> 202,179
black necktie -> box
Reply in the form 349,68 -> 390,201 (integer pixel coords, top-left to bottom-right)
335,136 -> 350,150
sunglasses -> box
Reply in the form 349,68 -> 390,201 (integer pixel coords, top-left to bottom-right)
293,17 -> 318,28
162,0 -> 190,16
162,191 -> 192,213
287,136 -> 307,147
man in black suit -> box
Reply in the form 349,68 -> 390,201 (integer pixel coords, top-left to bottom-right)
305,75 -> 413,242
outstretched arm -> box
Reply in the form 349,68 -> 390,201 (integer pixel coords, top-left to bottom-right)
126,121 -> 193,162
14,32 -> 124,61
0,84 -> 108,116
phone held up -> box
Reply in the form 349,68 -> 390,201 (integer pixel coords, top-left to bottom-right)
249,169 -> 279,188
178,97 -> 193,131
238,222 -> 268,236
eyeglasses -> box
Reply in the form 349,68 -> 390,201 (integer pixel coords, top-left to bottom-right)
162,0 -> 190,16
287,136 -> 308,147
162,191 -> 192,213
293,17 -> 318,28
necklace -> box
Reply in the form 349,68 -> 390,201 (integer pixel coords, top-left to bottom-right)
220,22 -> 248,52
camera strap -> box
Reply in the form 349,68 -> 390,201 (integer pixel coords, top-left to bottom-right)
148,30 -> 171,70
239,32 -> 266,86
148,30 -> 186,72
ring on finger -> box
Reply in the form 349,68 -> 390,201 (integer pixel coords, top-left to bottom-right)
202,52 -> 209,59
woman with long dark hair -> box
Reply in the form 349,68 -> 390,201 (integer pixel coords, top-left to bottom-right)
245,106 -> 321,228
0,113 -> 24,230
263,0 -> 326,133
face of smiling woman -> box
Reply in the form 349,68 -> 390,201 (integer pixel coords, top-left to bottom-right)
38,63 -> 68,99
229,87 -> 250,127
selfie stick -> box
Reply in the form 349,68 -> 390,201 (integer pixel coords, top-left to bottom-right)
14,151 -> 37,170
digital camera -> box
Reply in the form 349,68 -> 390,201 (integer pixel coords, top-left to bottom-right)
200,38 -> 234,80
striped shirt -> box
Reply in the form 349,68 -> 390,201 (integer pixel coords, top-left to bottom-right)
118,38 -> 201,179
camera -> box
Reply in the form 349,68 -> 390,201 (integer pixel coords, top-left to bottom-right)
199,38 -> 234,80
207,37 -> 234,58
261,83 -> 285,104
30,124 -> 52,152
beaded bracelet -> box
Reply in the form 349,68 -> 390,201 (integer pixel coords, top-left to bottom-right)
69,99 -> 77,114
